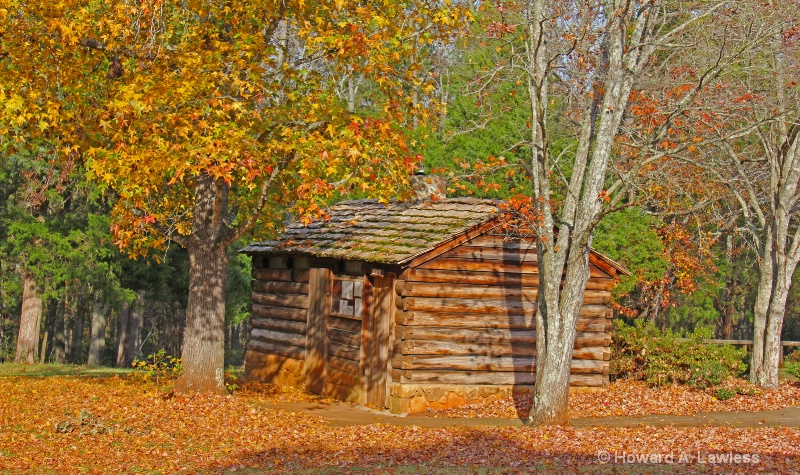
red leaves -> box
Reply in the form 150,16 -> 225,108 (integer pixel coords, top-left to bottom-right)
657,222 -> 717,294
733,92 -> 757,103
782,25 -> 800,44
670,66 -> 697,79
486,21 -> 516,38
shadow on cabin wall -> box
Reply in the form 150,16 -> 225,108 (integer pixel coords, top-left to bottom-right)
504,236 -> 534,421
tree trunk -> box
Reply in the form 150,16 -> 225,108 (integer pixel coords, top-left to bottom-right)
41,300 -> 57,363
524,0 -> 566,426
233,320 -> 242,352
347,76 -> 358,113
751,234 -> 798,388
116,293 -> 144,367
87,299 -> 107,366
171,304 -> 185,357
174,240 -> 229,394
63,295 -> 73,362
717,274 -> 738,340
530,245 -> 593,425
747,27 -> 800,387
720,303 -> 735,340
526,0 -> 647,425
70,301 -> 85,363
650,292 -> 662,329
0,311 -> 5,360
750,119 -> 800,388
715,235 -> 737,340
52,297 -> 66,363
116,300 -> 130,367
13,272 -> 42,364
227,320 -> 244,365
174,173 -> 231,394
39,329 -> 48,363
127,293 -> 144,361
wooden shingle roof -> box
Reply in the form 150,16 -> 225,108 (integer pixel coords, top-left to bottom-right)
242,197 -> 631,276
241,198 -> 501,264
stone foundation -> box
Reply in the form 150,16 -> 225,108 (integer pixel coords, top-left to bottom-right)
389,383 -> 605,414
388,383 -> 530,414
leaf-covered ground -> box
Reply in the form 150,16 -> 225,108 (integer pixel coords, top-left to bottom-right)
1,374 -> 799,474
428,379 -> 800,419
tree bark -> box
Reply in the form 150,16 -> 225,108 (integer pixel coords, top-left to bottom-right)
527,0 -> 650,426
174,173 -> 231,394
720,300 -> 735,340
13,272 -> 42,364
87,299 -> 107,366
750,249 -> 773,386
174,240 -> 229,393
41,300 -> 57,363
63,295 -> 73,362
115,295 -> 143,367
751,218 -> 799,388
116,300 -> 130,367
70,301 -> 85,363
715,235 -> 737,339
127,293 -> 144,361
52,297 -> 66,363
746,23 -> 800,388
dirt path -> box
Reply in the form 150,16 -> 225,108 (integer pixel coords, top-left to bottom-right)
258,400 -> 800,428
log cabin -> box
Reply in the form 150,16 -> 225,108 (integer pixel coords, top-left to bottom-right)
241,176 -> 628,413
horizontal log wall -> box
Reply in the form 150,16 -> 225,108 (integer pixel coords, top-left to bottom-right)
394,234 -> 613,389
245,265 -> 366,403
245,267 -> 310,378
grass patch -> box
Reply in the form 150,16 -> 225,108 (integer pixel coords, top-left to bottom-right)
0,363 -> 132,378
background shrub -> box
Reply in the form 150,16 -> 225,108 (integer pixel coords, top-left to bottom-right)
132,350 -> 183,384
784,349 -> 800,380
611,320 -> 746,389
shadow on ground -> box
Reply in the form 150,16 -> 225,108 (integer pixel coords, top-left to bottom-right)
0,363 -> 132,378
257,399 -> 800,429
221,424 -> 800,475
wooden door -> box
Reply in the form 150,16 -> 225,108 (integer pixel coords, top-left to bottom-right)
364,274 -> 394,408
326,276 -> 366,400
304,268 -> 331,393
305,268 -> 393,406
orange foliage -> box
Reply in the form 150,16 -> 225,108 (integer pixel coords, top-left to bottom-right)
1,376 -> 799,473
657,223 -> 718,294
496,193 -> 542,238
437,155 -> 513,196
430,379 -> 800,419
1,0 -> 473,257
613,220 -> 720,318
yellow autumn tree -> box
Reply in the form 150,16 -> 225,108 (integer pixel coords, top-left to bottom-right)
0,0 -> 117,365
2,0 -> 469,392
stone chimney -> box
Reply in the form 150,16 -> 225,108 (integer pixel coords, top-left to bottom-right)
409,170 -> 446,202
